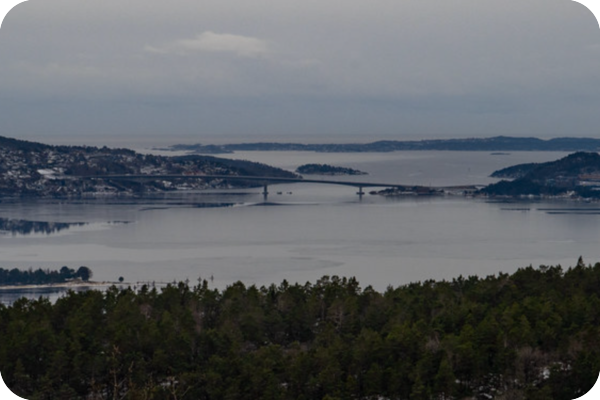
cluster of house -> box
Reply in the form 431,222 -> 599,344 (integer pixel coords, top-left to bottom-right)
0,145 -> 233,197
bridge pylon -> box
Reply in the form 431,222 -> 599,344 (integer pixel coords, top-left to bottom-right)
357,186 -> 365,198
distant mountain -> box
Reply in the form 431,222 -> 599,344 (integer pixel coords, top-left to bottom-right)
0,135 -> 297,198
480,152 -> 600,198
161,136 -> 600,154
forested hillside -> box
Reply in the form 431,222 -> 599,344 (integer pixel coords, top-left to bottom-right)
481,152 -> 600,198
1,261 -> 599,399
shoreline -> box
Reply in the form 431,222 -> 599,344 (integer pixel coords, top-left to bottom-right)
0,281 -> 120,291
0,280 -> 172,291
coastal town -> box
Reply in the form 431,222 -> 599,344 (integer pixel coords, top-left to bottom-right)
0,135 -> 296,197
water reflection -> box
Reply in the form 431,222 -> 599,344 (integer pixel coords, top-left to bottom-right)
0,218 -> 86,236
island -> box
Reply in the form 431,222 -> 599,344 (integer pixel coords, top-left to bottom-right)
295,163 -> 367,176
479,151 -> 600,199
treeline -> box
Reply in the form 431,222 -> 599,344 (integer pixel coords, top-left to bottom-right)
0,266 -> 92,286
171,155 -> 299,179
164,136 -> 600,154
1,262 -> 599,399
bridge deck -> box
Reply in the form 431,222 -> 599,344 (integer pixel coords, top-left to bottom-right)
81,174 -> 478,190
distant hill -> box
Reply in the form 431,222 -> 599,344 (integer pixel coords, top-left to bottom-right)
0,135 -> 53,152
0,135 -> 297,198
161,136 -> 600,154
480,152 -> 600,198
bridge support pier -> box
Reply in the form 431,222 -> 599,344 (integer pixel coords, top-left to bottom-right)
357,186 -> 365,199
262,184 -> 269,200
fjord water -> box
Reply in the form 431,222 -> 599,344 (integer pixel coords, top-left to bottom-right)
2,150 -> 600,303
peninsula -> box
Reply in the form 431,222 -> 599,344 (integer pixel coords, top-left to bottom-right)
479,151 -> 600,199
0,135 -> 297,198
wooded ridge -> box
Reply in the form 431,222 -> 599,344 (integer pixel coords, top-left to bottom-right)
161,136 -> 600,154
1,260 -> 599,399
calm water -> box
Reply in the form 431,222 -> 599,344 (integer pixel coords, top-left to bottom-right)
2,150 -> 599,304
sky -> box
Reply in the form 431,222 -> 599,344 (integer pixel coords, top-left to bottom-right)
1,0 -> 600,144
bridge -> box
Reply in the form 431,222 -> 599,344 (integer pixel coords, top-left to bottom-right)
81,174 -> 478,199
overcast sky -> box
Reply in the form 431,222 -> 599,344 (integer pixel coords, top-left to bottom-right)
1,0 -> 600,143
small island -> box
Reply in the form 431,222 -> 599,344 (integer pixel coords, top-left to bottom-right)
295,163 -> 367,176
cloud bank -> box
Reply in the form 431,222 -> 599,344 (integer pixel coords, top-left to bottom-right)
0,0 -> 600,140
